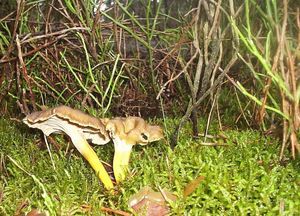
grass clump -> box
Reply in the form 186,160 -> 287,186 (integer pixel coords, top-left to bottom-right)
0,118 -> 299,215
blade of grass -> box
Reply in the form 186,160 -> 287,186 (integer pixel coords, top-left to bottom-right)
77,32 -> 103,96
236,81 -> 289,119
60,52 -> 102,108
231,20 -> 293,100
7,155 -> 56,215
100,11 -> 153,51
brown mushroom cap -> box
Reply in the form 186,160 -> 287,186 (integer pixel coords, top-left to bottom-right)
23,105 -> 114,190
106,116 -> 164,145
24,105 -> 110,145
105,116 -> 164,183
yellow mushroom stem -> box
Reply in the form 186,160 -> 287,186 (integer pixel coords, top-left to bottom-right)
112,137 -> 133,183
23,107 -> 115,190
71,134 -> 114,190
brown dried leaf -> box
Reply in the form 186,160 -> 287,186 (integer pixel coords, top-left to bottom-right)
0,190 -> 3,203
26,209 -> 46,216
183,176 -> 205,198
14,200 -> 29,216
128,186 -> 177,216
81,204 -> 92,213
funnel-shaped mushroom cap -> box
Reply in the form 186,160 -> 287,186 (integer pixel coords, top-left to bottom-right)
23,106 -> 114,190
24,105 -> 110,145
105,117 -> 164,183
106,117 -> 163,145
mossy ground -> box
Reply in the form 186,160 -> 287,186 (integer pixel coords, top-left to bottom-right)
0,117 -> 299,215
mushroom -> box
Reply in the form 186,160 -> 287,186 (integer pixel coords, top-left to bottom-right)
105,117 -> 164,183
23,106 -> 114,190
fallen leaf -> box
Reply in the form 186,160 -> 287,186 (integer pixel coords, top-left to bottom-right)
100,206 -> 131,216
14,200 -> 29,216
0,190 -> 3,203
183,176 -> 205,198
81,204 -> 92,213
26,209 -> 46,216
128,186 -> 177,216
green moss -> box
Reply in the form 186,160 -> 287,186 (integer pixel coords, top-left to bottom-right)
0,118 -> 299,215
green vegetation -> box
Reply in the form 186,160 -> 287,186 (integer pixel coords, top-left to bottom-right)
0,0 -> 299,215
230,0 -> 300,159
1,118 -> 299,215
0,1 -> 299,155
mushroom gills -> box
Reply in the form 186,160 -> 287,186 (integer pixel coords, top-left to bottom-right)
23,107 -> 114,190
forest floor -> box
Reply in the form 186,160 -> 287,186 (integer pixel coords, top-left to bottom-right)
0,117 -> 300,215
